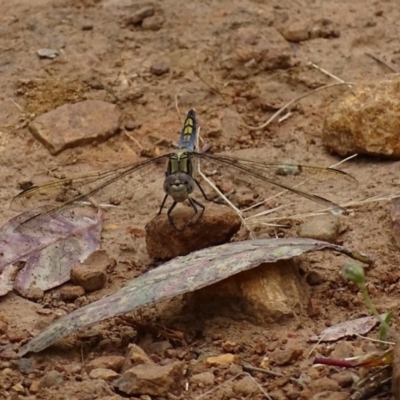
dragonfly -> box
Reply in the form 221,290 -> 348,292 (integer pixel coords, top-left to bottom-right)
11,109 -> 358,231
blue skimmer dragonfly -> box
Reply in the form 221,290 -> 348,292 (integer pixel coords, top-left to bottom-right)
11,109 -> 357,231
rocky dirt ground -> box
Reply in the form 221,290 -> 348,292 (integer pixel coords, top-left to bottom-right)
1,0 -> 400,399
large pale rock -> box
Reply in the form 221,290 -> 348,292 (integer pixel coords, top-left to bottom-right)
29,100 -> 121,155
145,205 -> 241,260
184,260 -> 308,322
323,75 -> 400,158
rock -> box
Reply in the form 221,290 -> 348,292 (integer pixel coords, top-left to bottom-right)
278,21 -> 310,42
122,344 -> 155,372
323,75 -> 400,158
149,62 -> 170,76
309,18 -> 340,39
113,361 -> 184,396
39,370 -> 64,388
233,376 -> 259,395
0,320 -> 8,335
89,368 -> 120,381
311,391 -> 348,400
82,22 -> 93,31
270,348 -> 303,366
85,355 -> 125,373
297,215 -> 340,243
331,371 -> 354,388
142,15 -> 164,31
59,285 -> 85,301
71,250 -> 111,292
190,371 -> 215,386
185,259 -> 309,322
309,376 -> 341,393
129,6 -> 155,25
144,341 -> 172,356
229,27 -> 292,72
37,48 -> 59,59
145,205 -> 241,260
206,353 -> 239,368
125,120 -> 140,131
29,100 -> 121,155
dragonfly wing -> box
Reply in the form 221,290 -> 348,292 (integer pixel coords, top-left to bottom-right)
11,154 -> 171,228
194,152 -> 357,212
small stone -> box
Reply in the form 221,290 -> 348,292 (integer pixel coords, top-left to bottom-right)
149,62 -> 170,76
323,75 -> 400,158
144,341 -> 172,356
39,370 -> 64,388
297,215 -> 340,243
125,120 -> 140,131
309,18 -> 340,39
331,371 -> 354,388
142,15 -> 164,31
113,361 -> 184,396
309,376 -> 341,393
145,205 -> 241,260
278,21 -> 309,42
13,358 -> 34,374
59,285 -> 85,301
89,368 -> 120,381
82,22 -> 93,31
0,320 -> 8,335
122,344 -> 155,372
85,355 -> 125,373
37,48 -> 59,59
311,391 -> 348,400
190,371 -> 215,386
129,6 -> 155,25
29,380 -> 40,393
11,383 -> 24,393
271,348 -> 303,366
305,271 -> 323,286
206,353 -> 239,368
29,100 -> 121,155
222,340 -> 237,353
233,376 -> 259,395
71,251 -> 111,292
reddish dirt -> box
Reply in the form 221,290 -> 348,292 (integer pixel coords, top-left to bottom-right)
1,0 -> 400,399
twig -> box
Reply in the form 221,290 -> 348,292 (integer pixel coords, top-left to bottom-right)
365,52 -> 398,73
8,97 -> 23,111
193,69 -> 228,100
125,131 -> 144,150
242,82 -> 353,131
308,61 -> 347,83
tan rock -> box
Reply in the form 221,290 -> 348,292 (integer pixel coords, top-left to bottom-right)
89,368 -> 120,381
59,285 -> 85,301
113,361 -> 184,396
71,250 -> 111,292
185,259 -> 309,322
122,344 -> 155,372
29,100 -> 121,155
85,355 -> 125,373
206,353 -> 239,368
323,75 -> 400,158
297,215 -> 340,243
145,205 -> 241,260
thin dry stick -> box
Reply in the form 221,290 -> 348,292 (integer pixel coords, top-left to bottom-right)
125,131 -> 144,150
365,52 -> 398,73
193,69 -> 228,100
308,61 -> 347,83
242,82 -> 353,131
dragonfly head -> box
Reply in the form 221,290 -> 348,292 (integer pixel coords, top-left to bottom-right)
163,173 -> 195,202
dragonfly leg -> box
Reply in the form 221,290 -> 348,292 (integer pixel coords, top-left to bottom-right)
187,197 -> 205,226
167,201 -> 183,231
194,179 -> 226,205
158,194 -> 169,215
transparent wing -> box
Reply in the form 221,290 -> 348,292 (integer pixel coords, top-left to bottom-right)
194,152 -> 357,213
11,154 -> 171,230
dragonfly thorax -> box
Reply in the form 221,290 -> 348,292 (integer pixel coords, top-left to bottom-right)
163,173 -> 195,202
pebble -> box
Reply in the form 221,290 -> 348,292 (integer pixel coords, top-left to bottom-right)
82,22 -> 93,31
149,62 -> 170,76
122,344 -> 155,372
125,120 -> 141,131
59,285 -> 85,301
113,361 -> 184,396
71,251 -> 111,292
89,368 -> 120,381
0,320 -> 8,335
190,371 -> 215,386
323,74 -> 400,158
145,205 -> 241,260
278,21 -> 310,42
311,391 -> 348,400
206,353 -> 239,368
233,376 -> 259,395
142,15 -> 164,31
331,371 -> 354,388
29,100 -> 121,155
309,376 -> 341,393
39,370 -> 65,388
297,215 -> 340,243
37,48 -> 59,59
144,341 -> 172,356
85,355 -> 125,373
271,348 -> 303,366
129,6 -> 155,25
